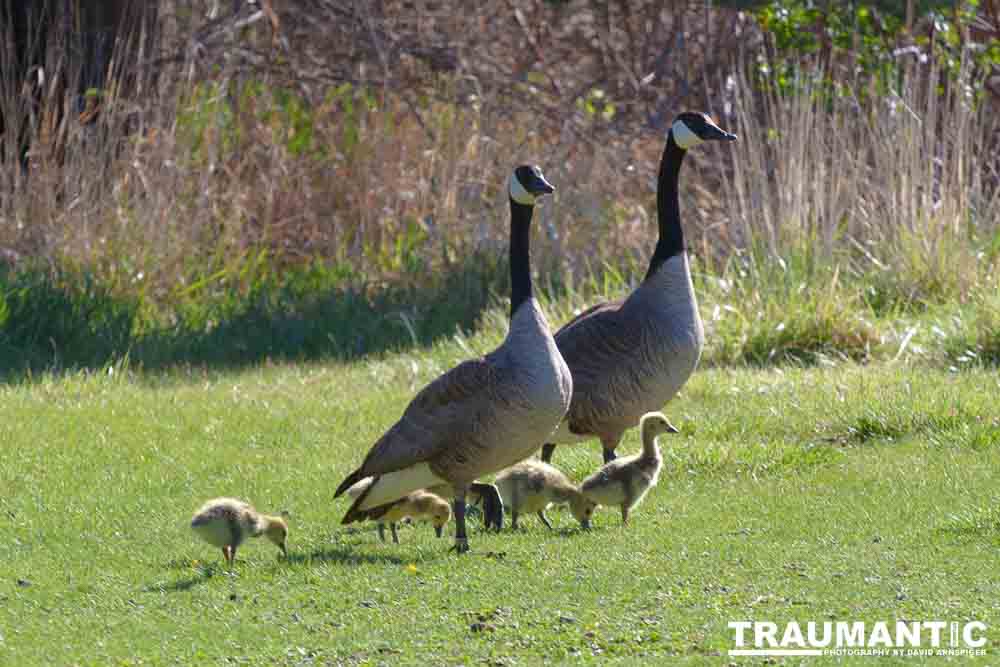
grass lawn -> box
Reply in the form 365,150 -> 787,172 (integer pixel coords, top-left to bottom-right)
2,343 -> 999,664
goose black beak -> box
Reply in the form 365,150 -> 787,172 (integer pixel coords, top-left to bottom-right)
705,125 -> 738,142
534,178 -> 555,196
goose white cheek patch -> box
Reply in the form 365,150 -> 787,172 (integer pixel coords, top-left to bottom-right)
509,174 -> 536,205
672,119 -> 703,150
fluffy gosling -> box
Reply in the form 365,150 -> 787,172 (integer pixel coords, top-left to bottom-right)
581,412 -> 677,525
347,479 -> 452,543
190,497 -> 288,568
494,460 -> 596,530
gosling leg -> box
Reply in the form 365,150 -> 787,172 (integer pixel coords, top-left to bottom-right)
511,510 -> 519,530
377,523 -> 386,542
537,511 -> 553,530
390,523 -> 399,544
621,505 -> 629,525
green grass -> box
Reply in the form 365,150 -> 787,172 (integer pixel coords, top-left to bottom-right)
2,328 -> 999,664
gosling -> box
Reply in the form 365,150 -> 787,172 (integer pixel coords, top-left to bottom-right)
190,497 -> 288,567
581,412 -> 677,525
494,460 -> 597,530
347,480 -> 452,543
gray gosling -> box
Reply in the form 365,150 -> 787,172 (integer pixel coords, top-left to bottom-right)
190,497 -> 288,568
495,460 -> 597,530
347,480 -> 452,543
581,412 -> 677,525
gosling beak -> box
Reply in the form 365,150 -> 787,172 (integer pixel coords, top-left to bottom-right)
665,420 -> 680,434
435,525 -> 444,538
279,542 -> 287,557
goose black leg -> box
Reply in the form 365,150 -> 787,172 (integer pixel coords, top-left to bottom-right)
511,510 -> 519,530
390,523 -> 399,544
450,487 -> 470,554
602,448 -> 617,464
377,523 -> 386,542
537,511 -> 553,530
471,482 -> 504,531
540,443 -> 556,463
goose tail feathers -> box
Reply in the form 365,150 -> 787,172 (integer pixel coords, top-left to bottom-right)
341,477 -> 377,524
334,468 -> 365,499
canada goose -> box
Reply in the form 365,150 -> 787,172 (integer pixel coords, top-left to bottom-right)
190,497 -> 288,567
494,460 -> 597,530
580,412 -> 676,524
334,165 -> 572,553
346,480 -> 452,543
540,112 -> 736,465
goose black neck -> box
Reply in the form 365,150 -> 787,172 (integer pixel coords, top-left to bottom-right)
644,131 -> 687,282
509,197 -> 535,319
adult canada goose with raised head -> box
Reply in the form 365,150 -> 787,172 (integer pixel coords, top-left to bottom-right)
335,165 -> 572,553
540,112 -> 736,465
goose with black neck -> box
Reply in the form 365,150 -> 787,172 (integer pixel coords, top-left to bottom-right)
335,165 -> 572,553
539,112 -> 737,465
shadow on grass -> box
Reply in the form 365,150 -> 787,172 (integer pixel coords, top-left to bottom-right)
283,545 -> 409,567
146,566 -> 221,593
0,255 -> 511,383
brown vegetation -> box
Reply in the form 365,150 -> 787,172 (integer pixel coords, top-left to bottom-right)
0,1 -> 997,305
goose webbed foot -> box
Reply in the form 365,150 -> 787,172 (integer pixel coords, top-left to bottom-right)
602,448 -> 617,464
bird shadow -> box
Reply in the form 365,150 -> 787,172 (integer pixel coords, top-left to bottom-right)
144,566 -> 221,593
281,545 -> 409,567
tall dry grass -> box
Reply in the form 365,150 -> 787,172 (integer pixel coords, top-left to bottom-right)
719,55 -> 1000,304
0,6 -> 998,371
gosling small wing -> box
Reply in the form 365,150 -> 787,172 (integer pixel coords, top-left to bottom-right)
580,459 -> 632,505
190,498 -> 252,526
351,356 -> 500,479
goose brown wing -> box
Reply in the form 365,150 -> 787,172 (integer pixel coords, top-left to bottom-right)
351,356 -> 499,479
555,299 -> 625,338
554,298 -> 641,435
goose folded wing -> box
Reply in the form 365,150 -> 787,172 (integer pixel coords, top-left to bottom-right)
553,300 -> 641,432
353,356 -> 499,477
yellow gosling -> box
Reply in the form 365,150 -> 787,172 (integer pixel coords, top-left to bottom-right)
580,412 -> 677,525
190,497 -> 288,567
347,480 -> 451,543
494,460 -> 596,530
